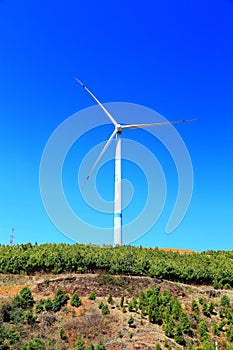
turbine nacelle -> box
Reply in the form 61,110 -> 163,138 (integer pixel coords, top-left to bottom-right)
116,124 -> 122,134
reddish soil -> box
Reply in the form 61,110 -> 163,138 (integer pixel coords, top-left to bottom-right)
159,247 -> 196,254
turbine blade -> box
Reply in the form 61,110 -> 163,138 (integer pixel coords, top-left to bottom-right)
121,118 -> 197,130
75,77 -> 118,126
83,128 -> 118,187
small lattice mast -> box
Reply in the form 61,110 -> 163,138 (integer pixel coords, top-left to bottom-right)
9,228 -> 15,246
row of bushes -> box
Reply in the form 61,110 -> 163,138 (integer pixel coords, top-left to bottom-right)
0,244 -> 233,288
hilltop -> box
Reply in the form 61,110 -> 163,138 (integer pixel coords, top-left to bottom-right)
0,244 -> 233,349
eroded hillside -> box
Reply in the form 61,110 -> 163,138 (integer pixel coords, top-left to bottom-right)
1,272 -> 233,349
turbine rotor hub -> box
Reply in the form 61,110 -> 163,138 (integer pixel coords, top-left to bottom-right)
116,124 -> 122,134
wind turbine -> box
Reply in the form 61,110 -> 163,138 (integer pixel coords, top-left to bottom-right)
75,78 -> 194,246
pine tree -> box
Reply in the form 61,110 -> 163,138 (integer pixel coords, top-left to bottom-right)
120,295 -> 124,308
212,322 -> 220,336
98,301 -> 104,309
227,325 -> 233,343
34,303 -> 44,314
107,293 -> 114,305
220,295 -> 230,307
52,288 -> 69,312
88,292 -> 96,300
7,328 -> 20,346
128,315 -> 134,326
174,324 -> 185,345
44,298 -> 53,311
192,299 -> 199,313
202,302 -> 210,317
132,297 -> 138,311
180,313 -> 192,336
198,320 -> 209,342
86,343 -> 95,350
24,310 -> 37,325
73,335 -> 85,350
21,337 -> 46,350
96,340 -> 106,350
20,287 -> 34,309
59,328 -> 67,341
164,319 -> 174,338
172,299 -> 182,320
71,293 -> 82,307
0,324 -> 6,348
208,301 -> 215,314
101,304 -> 110,315
128,303 -> 133,312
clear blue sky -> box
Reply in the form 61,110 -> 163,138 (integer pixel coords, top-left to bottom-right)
0,0 -> 232,251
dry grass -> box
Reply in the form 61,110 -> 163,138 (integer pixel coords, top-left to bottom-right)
1,272 -> 233,349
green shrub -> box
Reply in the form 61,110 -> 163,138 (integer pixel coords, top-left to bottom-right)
44,298 -> 53,311
24,310 -> 37,325
128,303 -> 133,312
164,319 -> 174,338
86,343 -> 95,350
224,283 -> 231,290
98,301 -> 104,309
172,299 -> 182,320
198,320 -> 209,342
220,295 -> 230,307
107,293 -> 114,305
21,336 -> 46,350
10,307 -> 24,324
131,297 -> 138,311
59,328 -> 67,341
20,287 -> 34,309
218,319 -> 227,331
198,297 -> 204,305
70,293 -> 82,307
88,292 -> 96,300
180,313 -> 192,336
52,288 -> 69,312
192,300 -> 199,313
226,325 -> 233,342
0,300 -> 11,322
202,302 -> 210,317
35,303 -> 44,314
96,340 -> 106,350
212,322 -> 220,336
12,294 -> 22,309
72,335 -> 84,350
7,328 -> 20,345
101,304 -> 110,315
208,301 -> 215,314
128,315 -> 134,326
174,324 -> 185,345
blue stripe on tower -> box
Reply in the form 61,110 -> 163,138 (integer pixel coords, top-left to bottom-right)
114,213 -> 122,218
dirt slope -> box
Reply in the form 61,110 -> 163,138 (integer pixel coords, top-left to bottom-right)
1,273 -> 233,349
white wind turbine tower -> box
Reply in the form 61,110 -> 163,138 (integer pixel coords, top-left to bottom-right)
76,78 -> 194,246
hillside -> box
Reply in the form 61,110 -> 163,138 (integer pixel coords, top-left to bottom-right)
0,244 -> 233,349
0,244 -> 233,289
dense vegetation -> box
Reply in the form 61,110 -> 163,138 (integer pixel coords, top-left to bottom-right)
0,244 -> 233,289
125,286 -> 233,348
